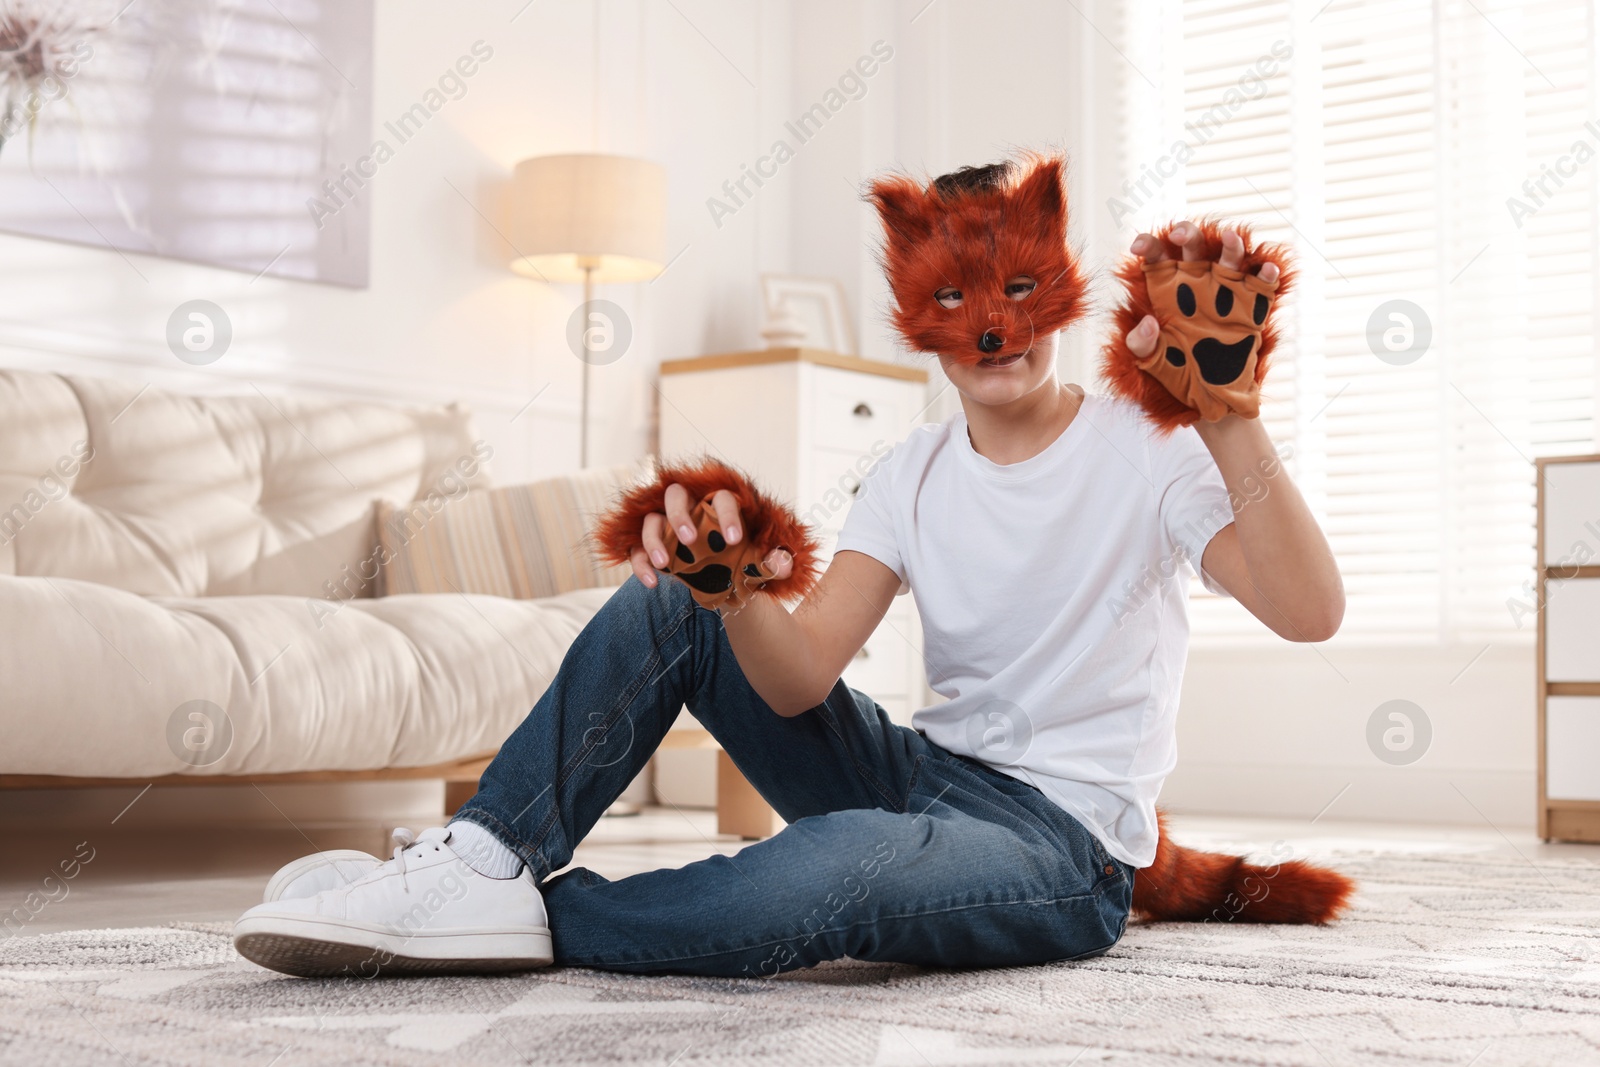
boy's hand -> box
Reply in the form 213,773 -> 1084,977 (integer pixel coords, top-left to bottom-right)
630,483 -> 794,611
593,456 -> 819,609
1100,219 -> 1292,430
1124,222 -> 1282,422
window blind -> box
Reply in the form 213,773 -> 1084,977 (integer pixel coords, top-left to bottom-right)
1105,0 -> 1598,642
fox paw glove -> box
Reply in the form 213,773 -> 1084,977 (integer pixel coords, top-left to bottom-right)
660,498 -> 782,612
589,457 -> 821,614
1140,259 -> 1278,422
1101,221 -> 1293,431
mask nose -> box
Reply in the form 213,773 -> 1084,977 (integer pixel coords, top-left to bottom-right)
978,329 -> 1005,354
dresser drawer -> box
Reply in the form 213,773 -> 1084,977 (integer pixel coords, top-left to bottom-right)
812,366 -> 918,456
802,447 -> 884,535
1547,697 -> 1600,800
1546,579 -> 1600,681
842,610 -> 914,699
1543,460 -> 1600,566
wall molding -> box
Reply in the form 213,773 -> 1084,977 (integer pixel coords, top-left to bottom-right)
1161,761 -> 1534,829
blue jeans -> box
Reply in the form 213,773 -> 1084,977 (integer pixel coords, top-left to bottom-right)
453,577 -> 1132,976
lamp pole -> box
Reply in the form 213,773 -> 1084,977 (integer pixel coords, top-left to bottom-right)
580,263 -> 594,469
576,255 -> 601,470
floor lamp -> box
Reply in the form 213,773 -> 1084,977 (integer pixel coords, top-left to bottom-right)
507,154 -> 667,468
507,155 -> 666,816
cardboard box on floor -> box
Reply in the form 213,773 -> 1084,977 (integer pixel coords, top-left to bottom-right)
655,729 -> 782,840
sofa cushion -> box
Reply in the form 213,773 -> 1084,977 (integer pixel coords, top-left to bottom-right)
0,370 -> 489,598
0,573 -> 614,777
376,462 -> 646,599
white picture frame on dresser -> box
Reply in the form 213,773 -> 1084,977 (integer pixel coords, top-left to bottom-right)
759,275 -> 856,355
1536,453 -> 1600,841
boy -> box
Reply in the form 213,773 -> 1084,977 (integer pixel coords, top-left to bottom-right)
234,157 -> 1345,978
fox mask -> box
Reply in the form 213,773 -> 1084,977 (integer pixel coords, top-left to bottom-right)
868,156 -> 1088,365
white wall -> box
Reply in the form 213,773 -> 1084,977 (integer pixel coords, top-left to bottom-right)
1167,643 -> 1533,827
0,0 -> 799,484
0,0 -> 1546,830
638,0 -> 1544,831
782,0 -> 1108,402
0,0 -> 1124,526
0,0 -> 799,828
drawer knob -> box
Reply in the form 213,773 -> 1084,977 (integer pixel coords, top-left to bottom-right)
852,402 -> 874,418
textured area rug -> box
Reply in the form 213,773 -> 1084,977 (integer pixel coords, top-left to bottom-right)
3,846 -> 1599,1066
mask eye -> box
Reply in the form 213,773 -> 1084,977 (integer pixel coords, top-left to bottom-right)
935,287 -> 963,309
1005,275 -> 1036,301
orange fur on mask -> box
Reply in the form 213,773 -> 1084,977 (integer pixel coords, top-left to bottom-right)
868,155 -> 1089,364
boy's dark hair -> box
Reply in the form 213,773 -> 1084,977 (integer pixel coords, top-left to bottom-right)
931,161 -> 1013,199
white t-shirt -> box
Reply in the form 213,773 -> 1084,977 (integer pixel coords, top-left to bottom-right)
834,392 -> 1235,867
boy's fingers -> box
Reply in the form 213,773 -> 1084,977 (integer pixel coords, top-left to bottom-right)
763,549 -> 793,581
662,483 -> 695,544
1132,233 -> 1166,265
641,512 -> 670,569
1126,314 -> 1159,359
1218,229 -> 1245,271
629,547 -> 659,588
711,489 -> 742,544
1259,261 -> 1280,285
1175,220 -> 1206,262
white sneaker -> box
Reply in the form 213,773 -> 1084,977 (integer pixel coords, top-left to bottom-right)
263,849 -> 383,903
233,826 -> 552,977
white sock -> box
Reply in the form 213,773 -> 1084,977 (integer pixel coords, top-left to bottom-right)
446,820 -> 525,879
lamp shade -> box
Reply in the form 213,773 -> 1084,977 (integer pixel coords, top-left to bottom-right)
506,154 -> 667,283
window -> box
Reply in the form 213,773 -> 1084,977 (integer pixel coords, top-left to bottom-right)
1104,0 -> 1599,642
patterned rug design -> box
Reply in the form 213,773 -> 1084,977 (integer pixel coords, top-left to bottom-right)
2,846 -> 1598,1066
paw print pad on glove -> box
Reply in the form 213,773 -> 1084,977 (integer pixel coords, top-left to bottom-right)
661,498 -> 779,612
1140,259 -> 1278,422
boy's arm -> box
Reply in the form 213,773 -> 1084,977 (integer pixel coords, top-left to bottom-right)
719,551 -> 900,716
1120,220 -> 1343,642
1191,417 -> 1344,642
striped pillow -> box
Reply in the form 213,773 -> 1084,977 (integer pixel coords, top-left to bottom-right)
376,462 -> 651,599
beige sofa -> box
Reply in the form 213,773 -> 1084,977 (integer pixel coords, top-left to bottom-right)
0,370 -> 615,807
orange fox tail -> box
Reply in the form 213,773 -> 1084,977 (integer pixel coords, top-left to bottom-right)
1131,812 -> 1354,924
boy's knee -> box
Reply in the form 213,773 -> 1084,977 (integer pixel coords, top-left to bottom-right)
599,575 -> 727,659
608,573 -> 693,622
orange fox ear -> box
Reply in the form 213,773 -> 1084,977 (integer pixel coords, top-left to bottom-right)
867,176 -> 933,243
1011,155 -> 1067,238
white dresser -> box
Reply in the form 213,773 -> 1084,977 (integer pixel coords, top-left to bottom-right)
650,348 -> 932,833
1537,453 -> 1600,841
657,347 -> 931,723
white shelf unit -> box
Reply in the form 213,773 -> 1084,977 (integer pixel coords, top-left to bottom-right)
1536,453 -> 1600,841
